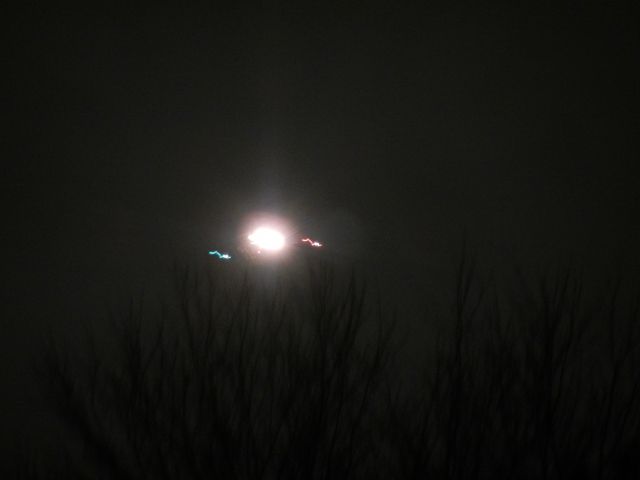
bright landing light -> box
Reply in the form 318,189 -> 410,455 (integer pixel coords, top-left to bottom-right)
248,227 -> 286,251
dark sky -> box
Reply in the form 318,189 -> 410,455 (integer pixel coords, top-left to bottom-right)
3,2 -> 640,451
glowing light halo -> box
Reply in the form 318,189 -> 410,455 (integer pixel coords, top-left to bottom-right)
247,226 -> 286,252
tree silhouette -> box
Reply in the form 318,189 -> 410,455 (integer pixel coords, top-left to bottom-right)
23,258 -> 640,479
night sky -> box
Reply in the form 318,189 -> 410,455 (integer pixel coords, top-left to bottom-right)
3,3 -> 640,458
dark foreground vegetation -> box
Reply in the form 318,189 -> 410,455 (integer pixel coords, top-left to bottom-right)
10,257 -> 640,479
